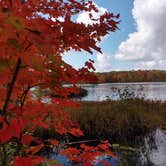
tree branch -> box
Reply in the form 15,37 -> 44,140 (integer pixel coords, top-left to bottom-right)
2,57 -> 21,115
19,82 -> 45,111
20,85 -> 30,111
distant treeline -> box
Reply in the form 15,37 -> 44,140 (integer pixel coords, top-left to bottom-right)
95,70 -> 166,83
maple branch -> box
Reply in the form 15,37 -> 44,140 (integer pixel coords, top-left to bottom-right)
20,85 -> 30,111
30,83 -> 46,88
25,28 -> 41,36
53,139 -> 99,155
65,139 -> 98,145
2,57 -> 21,115
19,83 -> 45,110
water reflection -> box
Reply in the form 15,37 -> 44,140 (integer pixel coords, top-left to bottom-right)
80,82 -> 166,101
148,129 -> 166,166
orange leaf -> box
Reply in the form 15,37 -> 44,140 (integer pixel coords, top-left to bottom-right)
70,128 -> 83,137
26,144 -> 44,155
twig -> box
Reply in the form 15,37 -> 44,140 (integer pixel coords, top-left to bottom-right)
65,139 -> 99,145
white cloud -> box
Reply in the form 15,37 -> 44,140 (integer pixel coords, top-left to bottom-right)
115,0 -> 166,70
95,53 -> 112,72
135,60 -> 166,70
76,3 -> 107,25
51,16 -> 64,22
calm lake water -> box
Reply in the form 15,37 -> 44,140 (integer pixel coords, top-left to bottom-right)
79,82 -> 166,101
78,82 -> 166,165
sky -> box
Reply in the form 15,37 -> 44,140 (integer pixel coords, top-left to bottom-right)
62,0 -> 166,72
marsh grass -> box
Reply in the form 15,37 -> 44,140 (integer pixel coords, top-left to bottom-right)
69,98 -> 166,146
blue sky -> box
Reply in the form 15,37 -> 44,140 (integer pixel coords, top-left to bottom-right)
63,0 -> 166,72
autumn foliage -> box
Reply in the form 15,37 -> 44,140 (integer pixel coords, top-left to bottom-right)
96,70 -> 166,83
0,0 -> 119,165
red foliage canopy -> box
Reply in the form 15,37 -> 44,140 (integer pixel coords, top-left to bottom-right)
0,0 -> 119,165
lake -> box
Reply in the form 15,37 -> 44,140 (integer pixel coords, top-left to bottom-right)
41,82 -> 166,165
79,82 -> 166,101
78,82 -> 166,165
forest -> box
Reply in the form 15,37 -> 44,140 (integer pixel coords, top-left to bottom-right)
96,70 -> 166,83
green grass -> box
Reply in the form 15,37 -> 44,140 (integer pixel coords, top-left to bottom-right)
69,98 -> 166,146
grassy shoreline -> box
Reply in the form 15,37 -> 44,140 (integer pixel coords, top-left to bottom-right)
69,98 -> 166,146
35,98 -> 166,148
